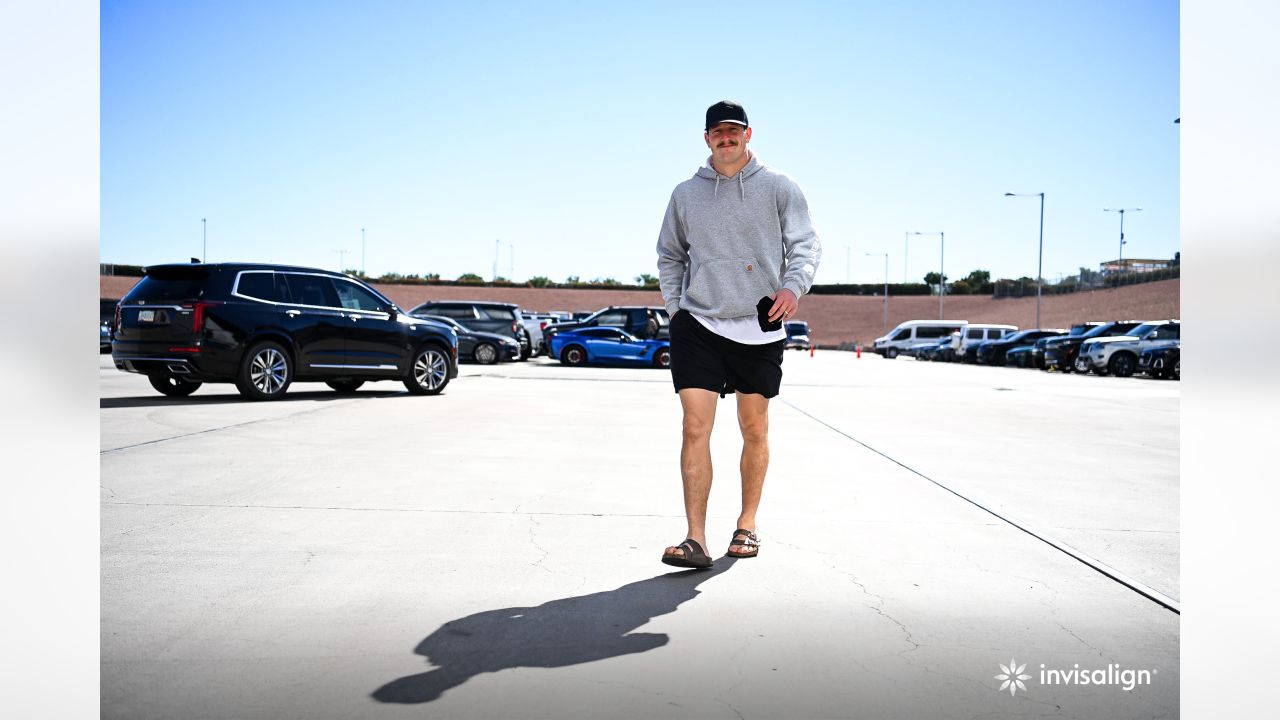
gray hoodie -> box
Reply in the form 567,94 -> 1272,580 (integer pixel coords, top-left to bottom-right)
656,153 -> 822,319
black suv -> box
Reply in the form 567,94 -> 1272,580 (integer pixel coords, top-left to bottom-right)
407,300 -> 531,360
111,263 -> 459,400
541,306 -> 670,352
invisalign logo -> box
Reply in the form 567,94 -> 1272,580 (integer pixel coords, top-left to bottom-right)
994,659 -> 1031,697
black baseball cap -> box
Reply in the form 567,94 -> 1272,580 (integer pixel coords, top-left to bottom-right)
705,100 -> 748,131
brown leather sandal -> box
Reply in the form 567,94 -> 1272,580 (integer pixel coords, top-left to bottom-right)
726,528 -> 761,558
661,538 -> 714,569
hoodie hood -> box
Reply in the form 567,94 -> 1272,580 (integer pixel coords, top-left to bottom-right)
695,152 -> 764,200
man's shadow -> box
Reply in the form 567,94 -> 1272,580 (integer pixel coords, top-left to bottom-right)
372,558 -> 738,704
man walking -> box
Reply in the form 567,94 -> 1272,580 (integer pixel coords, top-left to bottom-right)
656,100 -> 822,568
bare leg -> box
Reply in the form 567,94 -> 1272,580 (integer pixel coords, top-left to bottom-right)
732,391 -> 770,553
664,388 -> 718,560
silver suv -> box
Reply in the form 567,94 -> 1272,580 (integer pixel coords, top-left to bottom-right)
1078,320 -> 1180,377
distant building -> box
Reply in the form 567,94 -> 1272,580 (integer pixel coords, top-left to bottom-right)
1099,258 -> 1173,275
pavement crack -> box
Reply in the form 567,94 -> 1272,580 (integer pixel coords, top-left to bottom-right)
100,400 -> 362,455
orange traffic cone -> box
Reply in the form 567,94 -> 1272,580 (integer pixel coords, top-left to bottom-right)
809,344 -> 815,358
856,344 -> 862,359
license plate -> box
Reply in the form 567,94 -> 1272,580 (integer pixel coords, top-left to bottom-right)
138,310 -> 155,322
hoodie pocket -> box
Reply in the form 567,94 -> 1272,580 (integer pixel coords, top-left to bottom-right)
685,257 -> 779,318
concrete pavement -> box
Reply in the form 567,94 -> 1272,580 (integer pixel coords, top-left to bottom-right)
100,350 -> 1179,719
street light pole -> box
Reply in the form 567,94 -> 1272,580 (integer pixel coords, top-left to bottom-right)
333,249 -> 349,272
903,231 -> 909,283
866,252 -> 889,331
361,227 -> 365,276
201,218 -> 206,262
1005,192 -> 1046,328
1104,207 -> 1142,264
910,231 -> 945,319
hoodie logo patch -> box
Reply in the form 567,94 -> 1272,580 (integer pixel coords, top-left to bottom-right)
746,264 -> 753,272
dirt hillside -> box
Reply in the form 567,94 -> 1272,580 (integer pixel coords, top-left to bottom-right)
101,275 -> 1179,347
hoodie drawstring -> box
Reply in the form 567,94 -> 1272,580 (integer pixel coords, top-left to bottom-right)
715,175 -> 720,199
738,173 -> 744,201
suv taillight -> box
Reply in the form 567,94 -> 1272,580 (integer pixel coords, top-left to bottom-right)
113,303 -> 122,333
184,301 -> 222,336
512,321 -> 518,334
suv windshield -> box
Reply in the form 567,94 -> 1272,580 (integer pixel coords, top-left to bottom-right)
1124,323 -> 1161,338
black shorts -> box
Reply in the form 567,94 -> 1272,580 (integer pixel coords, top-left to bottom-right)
668,310 -> 785,398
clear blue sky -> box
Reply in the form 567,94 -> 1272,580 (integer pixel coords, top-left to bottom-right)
102,0 -> 1178,286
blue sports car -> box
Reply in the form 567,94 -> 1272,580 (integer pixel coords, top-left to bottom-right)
550,326 -> 671,368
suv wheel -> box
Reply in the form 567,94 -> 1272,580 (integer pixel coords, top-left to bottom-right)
473,342 -> 498,365
561,344 -> 587,366
1075,357 -> 1091,374
325,379 -> 364,393
405,345 -> 450,395
236,342 -> 292,400
149,374 -> 202,397
1108,353 -> 1137,378
653,347 -> 671,369
885,348 -> 898,359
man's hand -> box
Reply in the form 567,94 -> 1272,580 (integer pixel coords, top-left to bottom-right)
767,288 -> 798,323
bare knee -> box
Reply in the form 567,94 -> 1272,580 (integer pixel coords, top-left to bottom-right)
683,417 -> 714,444
739,417 -> 769,445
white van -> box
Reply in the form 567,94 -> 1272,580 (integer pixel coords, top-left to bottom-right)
955,324 -> 1018,358
873,320 -> 968,359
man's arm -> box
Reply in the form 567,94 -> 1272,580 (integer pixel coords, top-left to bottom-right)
655,192 -> 689,318
777,178 -> 822,300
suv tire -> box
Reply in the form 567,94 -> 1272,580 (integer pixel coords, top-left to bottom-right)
326,379 -> 364,393
885,348 -> 899,359
236,341 -> 293,400
405,344 -> 450,395
149,374 -> 202,397
1108,352 -> 1137,378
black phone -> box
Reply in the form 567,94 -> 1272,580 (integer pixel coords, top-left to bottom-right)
756,296 -> 782,332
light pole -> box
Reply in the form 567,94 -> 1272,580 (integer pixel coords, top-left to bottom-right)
1103,207 -> 1142,264
845,245 -> 851,283
333,249 -> 349,272
493,239 -> 500,281
910,231 -> 945,318
866,252 -> 889,331
361,227 -> 365,276
201,218 -> 206,262
1005,192 -> 1045,328
903,231 -> 909,283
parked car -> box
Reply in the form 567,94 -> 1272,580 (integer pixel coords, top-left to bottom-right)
916,336 -> 951,361
101,298 -> 119,352
955,324 -> 1017,362
1042,321 -> 1143,372
784,321 -> 812,350
112,262 -> 458,399
873,319 -> 969,359
408,300 -> 531,360
1005,344 -> 1038,368
411,314 -> 521,364
1078,320 -> 1180,377
542,306 -> 670,354
1139,344 -> 1180,380
550,326 -> 671,368
974,329 -> 1068,366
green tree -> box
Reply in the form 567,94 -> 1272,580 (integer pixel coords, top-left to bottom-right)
457,272 -> 484,284
923,271 -> 949,285
635,273 -> 659,286
591,277 -> 622,286
565,275 -> 581,284
529,275 -> 551,288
